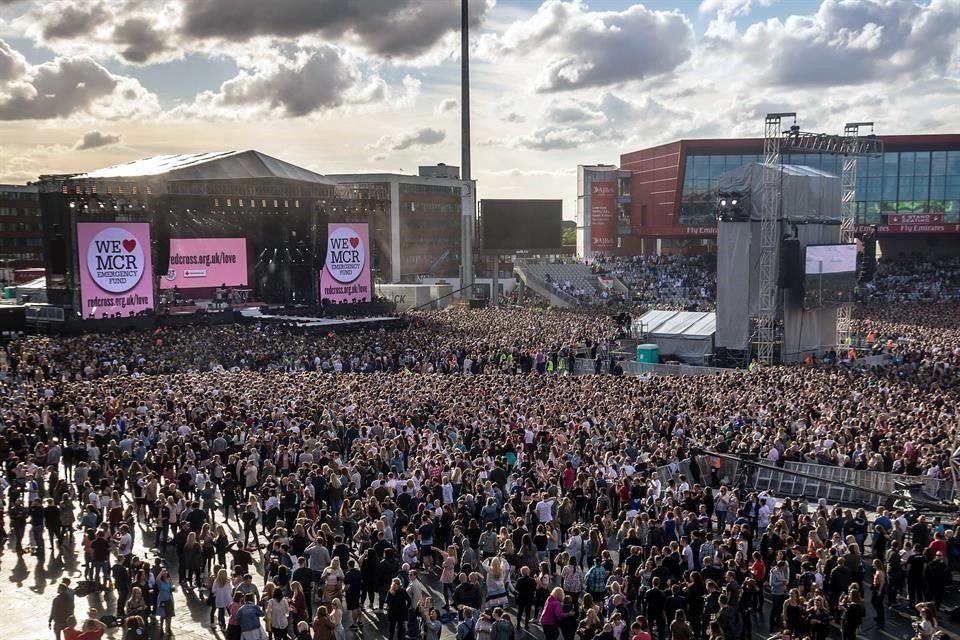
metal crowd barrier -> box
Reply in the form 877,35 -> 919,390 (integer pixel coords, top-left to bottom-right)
573,357 -> 741,377
654,457 -> 954,508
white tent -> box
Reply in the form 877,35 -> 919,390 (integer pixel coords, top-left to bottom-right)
636,309 -> 716,364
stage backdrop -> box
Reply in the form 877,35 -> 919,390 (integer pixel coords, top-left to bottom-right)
77,222 -> 154,318
319,222 -> 372,303
160,237 -> 248,289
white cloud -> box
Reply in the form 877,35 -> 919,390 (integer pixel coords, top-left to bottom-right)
174,45 -> 412,119
704,0 -> 960,88
699,0 -> 772,17
488,0 -> 694,92
0,39 -> 159,121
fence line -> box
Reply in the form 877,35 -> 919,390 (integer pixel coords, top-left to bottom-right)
654,456 -> 953,508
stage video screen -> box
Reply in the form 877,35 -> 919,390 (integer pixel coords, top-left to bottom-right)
160,238 -> 248,289
803,244 -> 857,308
480,199 -> 562,254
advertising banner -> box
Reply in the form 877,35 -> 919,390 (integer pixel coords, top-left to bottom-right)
856,223 -> 960,235
590,181 -> 616,252
77,222 -> 154,318
160,237 -> 248,289
319,222 -> 372,303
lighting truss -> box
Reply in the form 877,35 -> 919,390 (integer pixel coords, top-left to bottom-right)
756,117 -> 883,360
780,129 -> 884,157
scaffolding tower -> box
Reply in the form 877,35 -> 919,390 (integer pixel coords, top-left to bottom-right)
752,115 -> 883,365
751,113 -> 795,365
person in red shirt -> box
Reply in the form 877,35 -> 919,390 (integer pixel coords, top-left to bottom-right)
928,531 -> 948,557
62,610 -> 106,640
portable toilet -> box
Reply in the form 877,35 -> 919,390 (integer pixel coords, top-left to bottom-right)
637,343 -> 660,363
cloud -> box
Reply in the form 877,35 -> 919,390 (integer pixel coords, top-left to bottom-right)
512,91 -> 695,151
374,127 -> 446,152
492,0 -> 694,92
699,0 -> 771,17
75,130 -> 122,150
40,2 -> 107,40
0,38 -> 26,82
515,126 -> 610,151
188,46 -> 361,118
705,0 -> 960,88
181,0 -> 494,59
434,98 -> 458,114
0,41 -> 159,121
112,17 -> 170,64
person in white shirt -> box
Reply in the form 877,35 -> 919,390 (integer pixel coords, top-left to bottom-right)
535,496 -> 554,524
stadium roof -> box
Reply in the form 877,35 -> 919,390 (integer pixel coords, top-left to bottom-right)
74,150 -> 335,185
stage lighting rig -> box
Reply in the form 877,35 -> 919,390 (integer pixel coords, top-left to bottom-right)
716,191 -> 747,222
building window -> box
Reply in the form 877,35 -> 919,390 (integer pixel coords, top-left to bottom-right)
214,198 -> 220,207
294,200 -> 300,208
226,199 -> 232,207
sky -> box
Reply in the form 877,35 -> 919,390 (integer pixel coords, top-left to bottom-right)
1,0 -> 959,219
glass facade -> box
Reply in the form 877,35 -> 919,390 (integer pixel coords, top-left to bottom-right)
679,150 -> 960,226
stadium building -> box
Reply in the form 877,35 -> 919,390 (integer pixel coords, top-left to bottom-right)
0,184 -> 44,270
578,134 -> 960,257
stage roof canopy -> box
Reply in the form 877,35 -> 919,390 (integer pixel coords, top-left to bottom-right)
75,150 -> 335,185
639,310 -> 717,337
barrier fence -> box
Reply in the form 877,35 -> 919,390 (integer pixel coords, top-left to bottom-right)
573,357 -> 740,377
654,456 -> 954,508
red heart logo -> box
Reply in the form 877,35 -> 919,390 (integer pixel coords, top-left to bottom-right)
349,237 -> 359,248
122,238 -> 137,252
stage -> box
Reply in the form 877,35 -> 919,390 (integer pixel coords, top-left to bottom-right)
238,308 -> 403,331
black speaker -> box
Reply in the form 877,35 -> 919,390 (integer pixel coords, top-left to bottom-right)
154,220 -> 170,276
49,235 -> 67,274
862,236 -> 877,282
778,239 -> 801,289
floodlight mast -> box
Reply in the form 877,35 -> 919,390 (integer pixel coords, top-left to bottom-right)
460,0 -> 475,300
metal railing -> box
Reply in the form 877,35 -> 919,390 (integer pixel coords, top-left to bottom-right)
573,357 -> 741,377
656,456 -> 954,508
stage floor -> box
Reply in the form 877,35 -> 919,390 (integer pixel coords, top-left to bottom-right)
240,308 -> 401,330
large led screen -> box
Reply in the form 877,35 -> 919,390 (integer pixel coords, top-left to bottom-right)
803,243 -> 857,308
318,223 -> 372,303
160,238 -> 248,289
77,222 -> 154,318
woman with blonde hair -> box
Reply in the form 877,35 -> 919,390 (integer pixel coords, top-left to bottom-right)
321,557 -> 344,604
540,586 -> 570,640
439,545 -> 458,608
329,597 -> 345,640
290,581 -> 307,625
385,578 -> 410,640
312,606 -> 336,640
210,568 -> 233,630
483,555 -> 511,608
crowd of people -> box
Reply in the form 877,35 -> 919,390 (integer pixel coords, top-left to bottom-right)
597,255 -> 716,312
0,294 -> 957,640
861,256 -> 960,304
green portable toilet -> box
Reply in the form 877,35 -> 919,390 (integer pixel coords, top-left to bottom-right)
637,343 -> 659,363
